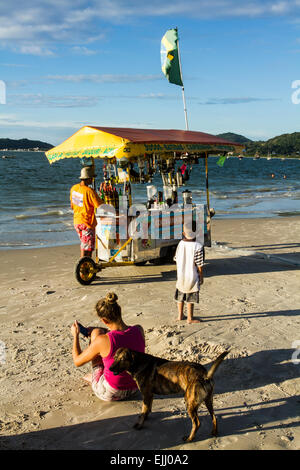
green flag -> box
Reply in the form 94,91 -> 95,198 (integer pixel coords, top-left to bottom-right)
216,155 -> 227,167
161,28 -> 183,86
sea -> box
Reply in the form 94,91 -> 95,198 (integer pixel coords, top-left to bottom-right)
1,150 -> 300,250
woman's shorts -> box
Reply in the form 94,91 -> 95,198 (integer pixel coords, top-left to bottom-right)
91,365 -> 138,402
174,289 -> 199,304
74,224 -> 95,252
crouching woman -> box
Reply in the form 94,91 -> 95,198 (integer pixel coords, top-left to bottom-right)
71,292 -> 145,401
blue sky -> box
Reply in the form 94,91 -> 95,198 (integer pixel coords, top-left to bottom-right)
1,0 -> 300,145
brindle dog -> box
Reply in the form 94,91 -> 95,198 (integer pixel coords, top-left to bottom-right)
109,348 -> 229,442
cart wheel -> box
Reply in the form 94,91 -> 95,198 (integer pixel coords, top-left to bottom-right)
75,257 -> 98,285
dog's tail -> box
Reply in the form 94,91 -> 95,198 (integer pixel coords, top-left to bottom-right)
206,350 -> 229,380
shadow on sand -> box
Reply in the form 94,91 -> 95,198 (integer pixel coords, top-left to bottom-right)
0,348 -> 299,450
88,250 -> 299,286
220,241 -> 300,254
201,308 -> 300,323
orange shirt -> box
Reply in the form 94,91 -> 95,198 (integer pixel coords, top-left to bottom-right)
70,183 -> 102,229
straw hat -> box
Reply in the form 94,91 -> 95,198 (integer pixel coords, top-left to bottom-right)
79,166 -> 96,179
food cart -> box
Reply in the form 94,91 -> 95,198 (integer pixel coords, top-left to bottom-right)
45,126 -> 242,285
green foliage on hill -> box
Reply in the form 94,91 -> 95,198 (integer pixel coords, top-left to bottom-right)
216,132 -> 252,144
0,138 -> 53,150
217,132 -> 300,156
245,132 -> 300,156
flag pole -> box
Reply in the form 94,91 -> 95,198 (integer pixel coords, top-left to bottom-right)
176,28 -> 189,130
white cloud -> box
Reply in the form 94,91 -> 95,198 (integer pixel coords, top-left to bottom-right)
0,1 -> 299,56
271,1 -> 290,13
0,113 -> 17,123
139,93 -> 168,99
9,93 -> 100,108
199,97 -> 279,105
0,113 -> 79,128
46,73 -> 162,83
71,46 -> 98,55
0,62 -> 32,67
18,45 -> 55,56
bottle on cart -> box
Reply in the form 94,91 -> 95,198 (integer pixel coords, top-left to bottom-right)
176,169 -> 183,187
99,183 -> 105,201
108,183 -> 114,206
172,190 -> 178,204
113,187 -> 119,210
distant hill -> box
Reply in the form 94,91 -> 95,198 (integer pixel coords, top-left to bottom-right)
216,132 -> 252,144
0,138 -> 53,151
243,132 -> 300,156
217,131 -> 300,156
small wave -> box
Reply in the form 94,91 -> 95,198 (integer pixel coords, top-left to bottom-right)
275,211 -> 300,217
215,209 -> 265,215
16,227 -> 74,233
15,210 -> 65,220
0,242 -> 32,247
211,194 -> 228,199
232,202 -> 256,209
256,187 -> 280,193
254,191 -> 299,199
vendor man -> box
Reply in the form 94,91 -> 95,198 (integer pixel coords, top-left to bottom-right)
70,166 -> 103,258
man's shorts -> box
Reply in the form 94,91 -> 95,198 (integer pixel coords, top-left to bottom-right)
74,224 -> 95,252
174,289 -> 199,304
91,365 -> 138,402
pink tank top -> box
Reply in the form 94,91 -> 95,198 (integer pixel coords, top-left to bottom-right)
103,325 -> 145,390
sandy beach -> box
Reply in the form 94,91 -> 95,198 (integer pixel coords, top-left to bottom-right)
0,216 -> 299,451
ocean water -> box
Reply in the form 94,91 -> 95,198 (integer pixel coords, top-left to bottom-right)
1,150 -> 300,249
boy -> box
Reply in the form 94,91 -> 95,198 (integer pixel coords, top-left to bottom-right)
174,225 -> 204,323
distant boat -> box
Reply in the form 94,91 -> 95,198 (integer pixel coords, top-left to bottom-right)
238,154 -> 243,160
2,155 -> 16,159
254,153 -> 260,160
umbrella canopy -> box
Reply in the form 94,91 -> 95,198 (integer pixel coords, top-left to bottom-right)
45,126 -> 243,164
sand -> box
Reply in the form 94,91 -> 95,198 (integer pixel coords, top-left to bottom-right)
0,216 -> 299,451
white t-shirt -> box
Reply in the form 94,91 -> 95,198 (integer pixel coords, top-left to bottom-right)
174,239 -> 204,293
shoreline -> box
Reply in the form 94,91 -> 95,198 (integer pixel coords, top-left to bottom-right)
0,216 -> 299,450
2,214 -> 300,252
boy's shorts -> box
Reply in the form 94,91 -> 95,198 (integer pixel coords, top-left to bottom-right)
174,289 -> 199,304
74,223 -> 95,252
91,365 -> 138,402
